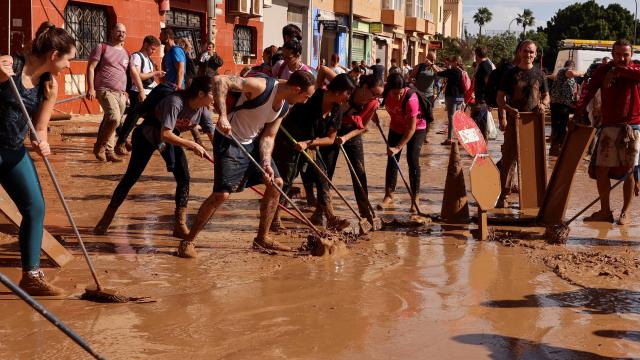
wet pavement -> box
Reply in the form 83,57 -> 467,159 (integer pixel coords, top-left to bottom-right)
0,110 -> 639,359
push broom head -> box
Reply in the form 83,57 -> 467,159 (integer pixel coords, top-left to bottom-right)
81,285 -> 154,303
543,224 -> 570,244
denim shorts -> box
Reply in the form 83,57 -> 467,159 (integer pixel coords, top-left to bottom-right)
213,131 -> 280,193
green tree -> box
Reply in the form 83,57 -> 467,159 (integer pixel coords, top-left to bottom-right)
482,32 -> 518,65
540,0 -> 638,69
516,9 -> 535,38
473,7 -> 493,37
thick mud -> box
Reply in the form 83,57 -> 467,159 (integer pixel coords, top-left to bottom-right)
0,110 -> 639,359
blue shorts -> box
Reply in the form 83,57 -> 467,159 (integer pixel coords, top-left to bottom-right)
213,131 -> 280,193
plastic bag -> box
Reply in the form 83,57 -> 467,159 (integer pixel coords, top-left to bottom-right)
486,108 -> 497,140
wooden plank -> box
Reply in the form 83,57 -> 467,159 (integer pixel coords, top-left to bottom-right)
0,188 -> 74,268
516,112 -> 548,209
538,124 -> 596,224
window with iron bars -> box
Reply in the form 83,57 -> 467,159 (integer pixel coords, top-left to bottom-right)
64,2 -> 108,60
234,26 -> 255,64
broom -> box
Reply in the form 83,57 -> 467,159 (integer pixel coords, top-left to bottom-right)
9,77 -> 136,303
543,172 -> 630,244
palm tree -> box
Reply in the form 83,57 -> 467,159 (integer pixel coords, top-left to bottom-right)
516,9 -> 535,38
473,7 -> 493,37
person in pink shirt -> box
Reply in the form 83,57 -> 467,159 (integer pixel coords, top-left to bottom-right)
378,73 -> 428,212
86,23 -> 129,163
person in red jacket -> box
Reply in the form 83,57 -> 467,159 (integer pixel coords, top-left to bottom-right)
576,39 -> 640,225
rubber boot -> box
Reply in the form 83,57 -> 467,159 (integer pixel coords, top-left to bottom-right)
93,143 -> 107,162
177,240 -> 197,258
19,270 -> 64,296
172,207 -> 190,239
106,151 -> 123,163
94,206 -> 117,235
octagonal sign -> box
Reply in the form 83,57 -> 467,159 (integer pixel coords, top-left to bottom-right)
453,110 -> 488,156
469,155 -> 501,210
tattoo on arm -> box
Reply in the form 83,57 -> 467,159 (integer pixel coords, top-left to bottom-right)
260,136 -> 274,164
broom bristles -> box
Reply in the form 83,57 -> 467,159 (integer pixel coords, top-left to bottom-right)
543,224 -> 570,244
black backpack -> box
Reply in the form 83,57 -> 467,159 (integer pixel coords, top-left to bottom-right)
401,84 -> 435,124
126,52 -> 155,92
220,74 -> 289,119
485,62 -> 514,108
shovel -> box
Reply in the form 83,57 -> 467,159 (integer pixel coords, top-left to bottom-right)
338,143 -> 382,230
280,127 -> 372,235
374,120 -> 431,220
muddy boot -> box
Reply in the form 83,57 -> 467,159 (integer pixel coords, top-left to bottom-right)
94,206 -> 117,235
253,237 -> 292,252
310,207 -> 324,226
93,143 -> 107,162
172,207 -> 190,239
177,240 -> 197,258
322,201 -> 351,230
114,142 -> 129,156
376,194 -> 395,210
19,270 -> 64,296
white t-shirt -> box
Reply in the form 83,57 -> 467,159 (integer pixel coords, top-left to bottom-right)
229,82 -> 286,144
331,66 -> 346,75
130,52 -> 156,94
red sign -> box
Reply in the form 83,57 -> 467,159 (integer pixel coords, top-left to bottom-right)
428,40 -> 443,50
453,111 -> 487,156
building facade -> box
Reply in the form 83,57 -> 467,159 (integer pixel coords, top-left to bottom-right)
262,0 -> 312,65
0,0 -> 264,114
443,0 -> 462,38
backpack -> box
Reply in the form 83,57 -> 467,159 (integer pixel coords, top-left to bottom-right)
218,74 -> 290,119
485,62 -> 513,108
460,68 -> 472,92
401,84 -> 435,124
185,56 -> 198,80
129,51 -> 155,92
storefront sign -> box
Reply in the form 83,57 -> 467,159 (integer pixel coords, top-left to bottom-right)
370,22 -> 383,34
321,20 -> 338,32
429,40 -> 444,49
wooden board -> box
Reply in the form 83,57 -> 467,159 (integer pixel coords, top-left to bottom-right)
516,112 -> 548,210
0,188 -> 74,268
537,124 -> 596,225
469,155 -> 501,210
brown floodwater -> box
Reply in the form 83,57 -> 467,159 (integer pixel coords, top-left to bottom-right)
0,110 -> 639,359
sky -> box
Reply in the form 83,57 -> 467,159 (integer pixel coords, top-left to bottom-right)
463,0 -> 638,35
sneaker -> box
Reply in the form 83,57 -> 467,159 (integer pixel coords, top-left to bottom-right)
106,151 -> 123,163
19,270 -> 64,296
618,212 -> 629,225
93,143 -> 107,162
584,210 -> 614,223
114,143 -> 129,156
177,240 -> 197,258
253,238 -> 292,252
327,216 -> 351,230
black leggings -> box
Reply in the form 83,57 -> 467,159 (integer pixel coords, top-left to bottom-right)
384,129 -> 426,196
116,89 -> 142,145
109,126 -> 190,209
550,103 -> 572,144
324,135 -> 371,218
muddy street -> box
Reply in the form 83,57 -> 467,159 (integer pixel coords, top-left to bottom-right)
1,109 -> 639,359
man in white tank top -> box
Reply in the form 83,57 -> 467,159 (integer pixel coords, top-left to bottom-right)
177,70 -> 316,257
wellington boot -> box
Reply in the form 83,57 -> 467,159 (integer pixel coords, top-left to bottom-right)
172,207 -> 190,239
93,143 -> 107,162
106,151 -> 123,163
94,206 -> 117,235
177,240 -> 197,258
19,270 -> 64,296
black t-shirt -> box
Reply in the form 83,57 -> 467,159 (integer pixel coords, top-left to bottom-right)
474,59 -> 493,103
370,64 -> 385,79
279,89 -> 342,144
498,66 -> 549,112
437,68 -> 464,98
